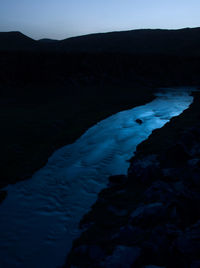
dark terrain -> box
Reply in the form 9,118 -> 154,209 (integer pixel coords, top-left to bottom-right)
66,91 -> 200,267
1,27 -> 200,55
1,27 -> 200,267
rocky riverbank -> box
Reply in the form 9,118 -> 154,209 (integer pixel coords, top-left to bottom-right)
65,91 -> 200,267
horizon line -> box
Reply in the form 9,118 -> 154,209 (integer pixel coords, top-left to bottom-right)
1,26 -> 200,41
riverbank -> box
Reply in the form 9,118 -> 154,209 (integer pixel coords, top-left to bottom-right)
66,90 -> 200,267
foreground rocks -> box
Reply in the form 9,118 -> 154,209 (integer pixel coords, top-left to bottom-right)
65,92 -> 200,268
0,191 -> 7,203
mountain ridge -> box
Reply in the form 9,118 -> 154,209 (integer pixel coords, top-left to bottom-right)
0,31 -> 38,51
1,27 -> 200,55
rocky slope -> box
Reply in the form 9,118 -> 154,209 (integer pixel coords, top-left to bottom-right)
65,91 -> 200,267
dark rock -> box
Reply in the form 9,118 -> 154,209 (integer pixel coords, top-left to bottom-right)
0,190 -> 7,203
112,224 -> 145,244
173,221 -> 200,260
179,131 -> 196,151
88,245 -> 105,261
101,246 -> 141,268
189,171 -> 200,187
107,205 -> 128,216
131,202 -> 163,219
144,265 -> 165,268
136,119 -> 143,125
191,261 -> 200,268
160,143 -> 190,167
171,191 -> 200,227
129,202 -> 167,227
142,241 -> 161,265
145,226 -> 171,263
188,158 -> 200,167
130,202 -> 163,219
74,245 -> 88,256
128,155 -> 162,184
144,181 -> 174,204
73,244 -> 105,264
161,168 -> 183,182
108,175 -> 127,185
164,224 -> 182,241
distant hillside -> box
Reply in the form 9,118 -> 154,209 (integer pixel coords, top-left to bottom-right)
38,38 -> 58,43
55,27 -> 200,55
0,31 -> 38,51
0,28 -> 200,55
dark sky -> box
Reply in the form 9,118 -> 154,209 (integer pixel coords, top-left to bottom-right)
0,0 -> 199,40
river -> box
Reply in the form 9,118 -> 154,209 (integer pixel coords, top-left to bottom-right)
0,88 -> 194,267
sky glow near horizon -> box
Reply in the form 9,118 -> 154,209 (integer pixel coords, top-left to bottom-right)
0,0 -> 199,40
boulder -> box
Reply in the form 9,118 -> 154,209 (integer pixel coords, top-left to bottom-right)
112,224 -> 145,244
101,246 -> 141,268
135,119 -> 143,125
130,202 -> 163,219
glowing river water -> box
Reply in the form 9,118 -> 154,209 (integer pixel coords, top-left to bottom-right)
0,88 -> 194,268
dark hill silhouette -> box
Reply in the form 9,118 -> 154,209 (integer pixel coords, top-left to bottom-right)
55,27 -> 200,56
38,38 -> 58,43
1,28 -> 200,55
0,31 -> 38,51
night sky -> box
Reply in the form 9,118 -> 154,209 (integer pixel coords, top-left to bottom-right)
0,0 -> 199,40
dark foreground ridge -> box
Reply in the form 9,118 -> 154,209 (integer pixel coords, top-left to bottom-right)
66,91 -> 200,267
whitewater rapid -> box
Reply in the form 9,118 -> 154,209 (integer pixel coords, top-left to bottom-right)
0,88 -> 194,268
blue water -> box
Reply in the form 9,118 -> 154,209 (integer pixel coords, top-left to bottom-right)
0,88 -> 194,267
